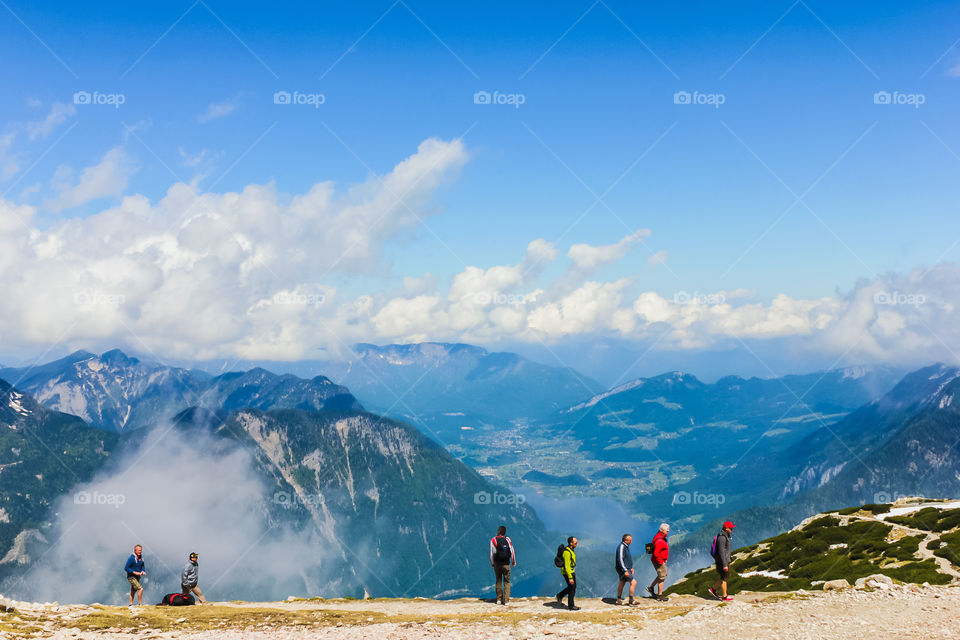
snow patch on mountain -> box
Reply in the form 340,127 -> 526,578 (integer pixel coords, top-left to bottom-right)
566,378 -> 645,412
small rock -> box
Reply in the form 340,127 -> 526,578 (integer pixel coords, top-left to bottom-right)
823,579 -> 851,591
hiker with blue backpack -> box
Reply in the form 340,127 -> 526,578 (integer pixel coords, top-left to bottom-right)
489,525 -> 516,605
708,521 -> 735,601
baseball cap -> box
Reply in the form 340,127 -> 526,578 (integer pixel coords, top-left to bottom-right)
189,552 -> 199,559
723,521 -> 736,529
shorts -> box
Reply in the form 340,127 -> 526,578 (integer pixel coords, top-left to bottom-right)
618,569 -> 635,583
127,576 -> 142,593
715,565 -> 730,580
654,563 -> 668,579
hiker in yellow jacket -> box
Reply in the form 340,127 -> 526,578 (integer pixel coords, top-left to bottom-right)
555,536 -> 580,610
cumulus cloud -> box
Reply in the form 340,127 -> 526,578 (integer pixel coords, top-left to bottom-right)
45,146 -> 135,212
2,134 -> 959,369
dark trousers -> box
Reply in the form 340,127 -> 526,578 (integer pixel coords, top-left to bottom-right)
557,574 -> 576,608
493,563 -> 511,603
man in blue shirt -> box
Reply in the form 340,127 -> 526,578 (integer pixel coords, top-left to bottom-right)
123,545 -> 146,606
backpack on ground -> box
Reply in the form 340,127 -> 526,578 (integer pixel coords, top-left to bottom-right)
493,536 -> 511,563
159,592 -> 196,606
710,534 -> 719,559
554,544 -> 566,568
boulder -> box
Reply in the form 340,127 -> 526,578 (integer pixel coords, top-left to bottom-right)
855,574 -> 894,589
822,579 -> 851,591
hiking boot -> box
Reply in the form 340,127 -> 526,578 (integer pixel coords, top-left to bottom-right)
615,598 -> 623,606
721,596 -> 734,602
556,594 -> 563,605
656,595 -> 669,602
568,605 -> 581,611
647,585 -> 655,598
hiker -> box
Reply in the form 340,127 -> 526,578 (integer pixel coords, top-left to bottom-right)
709,521 -> 735,601
556,536 -> 580,610
181,552 -> 209,604
124,544 -> 146,606
615,534 -> 637,605
489,525 -> 516,605
647,523 -> 670,601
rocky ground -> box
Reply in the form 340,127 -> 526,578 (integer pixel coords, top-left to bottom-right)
2,584 -> 959,639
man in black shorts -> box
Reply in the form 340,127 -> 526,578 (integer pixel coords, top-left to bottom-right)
615,534 -> 637,605
709,521 -> 735,601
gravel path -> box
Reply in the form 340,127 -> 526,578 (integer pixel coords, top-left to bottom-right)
12,584 -> 960,640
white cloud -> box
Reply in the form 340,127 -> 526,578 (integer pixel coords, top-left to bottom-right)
197,99 -> 238,124
45,146 -> 135,212
26,101 -> 76,140
568,229 -> 650,271
2,135 -> 960,369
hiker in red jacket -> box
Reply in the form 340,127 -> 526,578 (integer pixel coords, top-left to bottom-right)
647,523 -> 670,601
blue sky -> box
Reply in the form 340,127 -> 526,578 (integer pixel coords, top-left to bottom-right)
2,0 -> 960,376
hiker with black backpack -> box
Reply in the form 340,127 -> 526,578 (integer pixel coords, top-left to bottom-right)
708,521 -> 735,601
555,536 -> 579,610
647,523 -> 670,601
489,525 -> 516,605
615,534 -> 638,605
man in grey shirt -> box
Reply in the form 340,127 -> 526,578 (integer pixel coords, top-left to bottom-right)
181,552 -> 209,604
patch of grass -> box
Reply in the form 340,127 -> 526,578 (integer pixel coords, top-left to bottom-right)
66,605 -> 388,633
887,508 -> 942,531
932,531 -> 960,568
